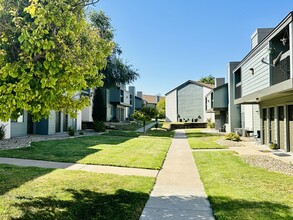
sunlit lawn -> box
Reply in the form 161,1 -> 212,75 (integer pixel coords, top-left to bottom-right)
0,164 -> 154,220
0,134 -> 172,170
193,151 -> 293,220
186,129 -> 227,149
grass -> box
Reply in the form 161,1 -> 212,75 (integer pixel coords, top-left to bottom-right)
185,129 -> 227,149
193,151 -> 293,220
0,164 -> 155,220
0,134 -> 171,170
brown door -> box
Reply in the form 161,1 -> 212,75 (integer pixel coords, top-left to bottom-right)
278,106 -> 284,150
269,108 -> 275,143
263,109 -> 267,145
289,105 -> 293,152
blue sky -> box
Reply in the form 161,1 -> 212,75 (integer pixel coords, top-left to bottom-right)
93,1 -> 293,96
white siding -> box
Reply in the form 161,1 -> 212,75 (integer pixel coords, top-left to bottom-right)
242,44 -> 270,96
48,110 -> 56,135
76,110 -> 82,130
0,120 -> 11,139
82,107 -> 93,122
253,104 -> 261,132
203,87 -> 215,122
166,90 -> 177,122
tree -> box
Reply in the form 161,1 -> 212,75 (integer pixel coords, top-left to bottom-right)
156,98 -> 165,118
199,75 -> 215,85
132,106 -> 157,133
90,11 -> 139,122
0,0 -> 113,121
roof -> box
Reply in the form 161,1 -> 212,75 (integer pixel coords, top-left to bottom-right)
142,95 -> 165,104
234,11 -> 293,71
165,80 -> 214,96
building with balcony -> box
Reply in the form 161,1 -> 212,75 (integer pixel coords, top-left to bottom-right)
233,12 -> 293,153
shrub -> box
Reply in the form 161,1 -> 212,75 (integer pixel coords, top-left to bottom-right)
93,121 -> 106,132
207,118 -> 215,128
67,126 -> 76,136
225,132 -> 240,142
0,124 -> 6,140
79,131 -> 84,135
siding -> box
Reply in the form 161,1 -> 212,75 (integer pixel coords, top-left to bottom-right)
242,44 -> 270,96
214,85 -> 228,108
165,90 -> 177,122
253,104 -> 261,132
0,120 -> 11,139
178,84 -> 203,122
48,110 -> 56,135
203,87 -> 214,122
11,111 -> 28,137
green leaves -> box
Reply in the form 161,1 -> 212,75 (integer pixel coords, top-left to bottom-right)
0,0 -> 113,121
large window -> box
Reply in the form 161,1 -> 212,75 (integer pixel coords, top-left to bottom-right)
235,68 -> 242,99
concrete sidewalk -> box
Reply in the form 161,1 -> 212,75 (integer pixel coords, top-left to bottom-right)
0,157 -> 158,177
136,122 -> 156,132
140,130 -> 215,220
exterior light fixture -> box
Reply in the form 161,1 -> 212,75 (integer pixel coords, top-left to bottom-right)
249,68 -> 254,75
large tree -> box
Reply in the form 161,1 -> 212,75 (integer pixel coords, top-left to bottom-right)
199,75 -> 215,85
90,11 -> 139,121
0,0 -> 113,121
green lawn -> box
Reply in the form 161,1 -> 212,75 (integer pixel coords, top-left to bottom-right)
0,164 -> 154,220
185,129 -> 227,149
0,135 -> 171,170
193,151 -> 293,220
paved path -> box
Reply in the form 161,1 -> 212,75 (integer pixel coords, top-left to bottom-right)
0,157 -> 158,177
140,129 -> 215,220
136,122 -> 156,132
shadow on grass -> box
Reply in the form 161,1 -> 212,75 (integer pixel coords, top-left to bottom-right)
13,189 -> 148,220
0,135 -> 132,163
0,164 -> 52,196
209,196 -> 293,219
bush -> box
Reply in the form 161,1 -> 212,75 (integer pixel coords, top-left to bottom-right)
207,118 -> 215,129
93,121 -> 106,132
0,124 -> 6,140
67,126 -> 76,136
79,131 -> 84,135
225,132 -> 240,142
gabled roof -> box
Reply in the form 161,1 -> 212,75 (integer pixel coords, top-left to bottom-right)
165,80 -> 214,96
143,95 -> 165,104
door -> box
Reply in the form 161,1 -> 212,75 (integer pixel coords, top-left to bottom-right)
55,111 -> 61,133
263,109 -> 267,145
63,114 -> 68,132
269,107 -> 275,143
288,105 -> 293,152
278,106 -> 285,150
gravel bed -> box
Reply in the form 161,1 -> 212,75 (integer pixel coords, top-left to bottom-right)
241,155 -> 293,176
216,138 -> 244,148
0,130 -> 101,150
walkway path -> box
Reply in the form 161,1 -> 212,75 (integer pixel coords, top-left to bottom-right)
0,157 -> 158,177
136,122 -> 156,132
140,129 -> 215,220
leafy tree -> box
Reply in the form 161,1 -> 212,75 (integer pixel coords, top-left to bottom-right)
0,0 -> 113,121
90,11 -> 139,121
156,98 -> 165,118
132,106 -> 157,133
199,75 -> 215,85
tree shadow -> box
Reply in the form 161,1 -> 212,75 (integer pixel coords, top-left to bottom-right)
209,196 -> 293,219
11,189 -> 149,220
0,164 -> 53,196
186,132 -> 222,138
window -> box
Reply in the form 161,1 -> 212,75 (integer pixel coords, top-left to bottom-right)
11,111 -> 24,123
120,90 -> 124,103
130,94 -> 133,105
235,68 -> 242,99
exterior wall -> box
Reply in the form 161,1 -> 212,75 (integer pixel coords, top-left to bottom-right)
205,92 -> 213,111
11,111 -> 28,137
76,111 -> 82,130
227,62 -> 241,133
165,90 -> 177,122
0,120 -> 11,139
177,84 -> 203,121
214,86 -> 228,108
241,44 -> 270,96
203,87 -> 214,122
48,110 -> 56,135
82,89 -> 94,122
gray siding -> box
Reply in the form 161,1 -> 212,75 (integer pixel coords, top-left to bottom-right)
242,44 -> 270,96
214,85 -> 228,109
48,110 -> 56,135
166,90 -> 177,122
11,111 -> 28,137
178,84 -> 203,121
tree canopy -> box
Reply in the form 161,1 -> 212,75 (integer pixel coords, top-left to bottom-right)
132,106 -> 157,133
156,98 -> 165,118
0,0 -> 113,121
198,75 -> 215,85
